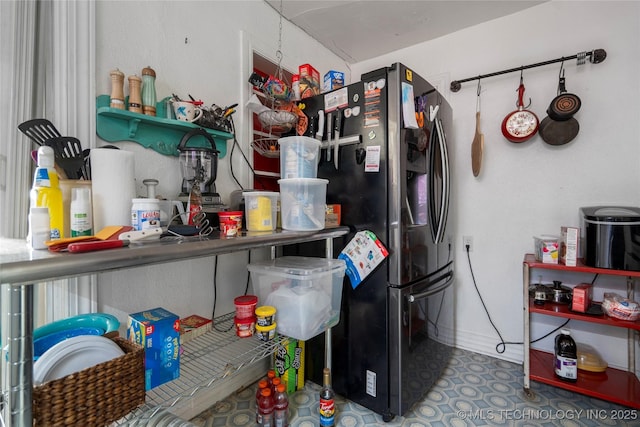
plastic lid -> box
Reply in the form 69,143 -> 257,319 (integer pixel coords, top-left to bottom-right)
234,295 -> 258,305
255,306 -> 276,317
242,191 -> 279,197
581,206 -> 640,221
261,388 -> 272,397
560,329 -> 570,335
276,383 -> 285,393
247,256 -> 346,277
37,146 -> 55,168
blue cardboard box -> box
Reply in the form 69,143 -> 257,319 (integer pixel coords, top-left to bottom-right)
323,70 -> 344,92
127,307 -> 180,390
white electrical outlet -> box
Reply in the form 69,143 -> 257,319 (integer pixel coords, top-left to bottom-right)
463,236 -> 473,252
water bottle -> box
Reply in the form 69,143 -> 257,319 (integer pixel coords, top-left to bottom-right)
273,383 -> 289,427
554,329 -> 577,382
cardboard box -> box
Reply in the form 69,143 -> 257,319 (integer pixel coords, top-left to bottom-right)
534,235 -> 559,264
180,314 -> 212,344
298,64 -> 320,99
323,70 -> 344,92
325,204 -> 341,228
572,283 -> 592,312
560,226 -> 579,267
127,307 -> 180,390
274,338 -> 305,394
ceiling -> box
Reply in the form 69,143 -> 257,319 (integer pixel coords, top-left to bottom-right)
265,1 -> 546,63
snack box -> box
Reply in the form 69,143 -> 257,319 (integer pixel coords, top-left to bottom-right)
275,338 -> 305,394
325,204 -> 341,228
127,307 -> 180,390
299,64 -> 320,99
560,226 -> 579,267
179,314 -> 212,344
572,283 -> 592,313
323,70 -> 345,92
534,235 -> 559,264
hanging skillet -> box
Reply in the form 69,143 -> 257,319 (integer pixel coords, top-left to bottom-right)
501,73 -> 539,143
540,63 -> 581,146
547,67 -> 581,121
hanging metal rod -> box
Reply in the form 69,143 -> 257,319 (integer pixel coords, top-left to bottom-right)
450,48 -> 607,92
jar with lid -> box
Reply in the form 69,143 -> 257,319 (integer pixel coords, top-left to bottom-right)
141,66 -> 157,116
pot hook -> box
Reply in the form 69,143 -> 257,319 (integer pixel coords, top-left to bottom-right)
517,69 -> 532,109
557,60 -> 567,95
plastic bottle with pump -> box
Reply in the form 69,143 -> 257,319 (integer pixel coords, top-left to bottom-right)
273,383 -> 289,427
31,146 -> 64,239
70,186 -> 93,236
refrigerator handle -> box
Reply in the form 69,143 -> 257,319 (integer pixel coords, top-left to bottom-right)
435,119 -> 450,243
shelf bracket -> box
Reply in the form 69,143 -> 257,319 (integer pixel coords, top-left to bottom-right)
127,118 -> 141,138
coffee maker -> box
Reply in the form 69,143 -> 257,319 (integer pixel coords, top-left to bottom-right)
177,129 -> 227,226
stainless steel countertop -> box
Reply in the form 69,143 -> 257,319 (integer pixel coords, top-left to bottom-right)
0,227 -> 349,284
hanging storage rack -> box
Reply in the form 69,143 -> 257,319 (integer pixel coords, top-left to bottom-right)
450,48 -> 607,92
251,0 -> 297,158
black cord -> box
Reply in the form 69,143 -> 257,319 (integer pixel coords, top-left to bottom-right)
212,255 -> 234,333
465,246 -> 570,354
228,116 -> 270,190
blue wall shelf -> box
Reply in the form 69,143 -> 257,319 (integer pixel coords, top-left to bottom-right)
96,95 -> 233,158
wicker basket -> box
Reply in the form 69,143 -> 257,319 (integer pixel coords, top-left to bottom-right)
33,337 -> 145,427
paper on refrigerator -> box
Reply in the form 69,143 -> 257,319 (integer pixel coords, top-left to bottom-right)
339,230 -> 389,289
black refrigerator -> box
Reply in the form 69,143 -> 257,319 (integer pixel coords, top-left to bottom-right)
288,63 -> 455,421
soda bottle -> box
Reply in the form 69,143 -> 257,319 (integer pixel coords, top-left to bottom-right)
257,387 -> 274,427
319,368 -> 335,426
273,383 -> 289,427
31,146 -> 64,239
255,379 -> 268,423
554,329 -> 577,382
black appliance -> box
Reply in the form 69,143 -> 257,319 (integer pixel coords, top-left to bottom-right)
288,63 -> 454,421
581,206 -> 640,271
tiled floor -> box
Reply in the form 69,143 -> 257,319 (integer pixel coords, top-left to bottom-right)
189,348 -> 639,427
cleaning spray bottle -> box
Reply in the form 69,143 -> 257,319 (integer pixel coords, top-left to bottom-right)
31,146 -> 64,239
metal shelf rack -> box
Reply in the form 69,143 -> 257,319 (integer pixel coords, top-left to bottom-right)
0,227 -> 348,426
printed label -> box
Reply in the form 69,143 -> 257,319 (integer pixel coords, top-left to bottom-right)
555,355 -> 577,379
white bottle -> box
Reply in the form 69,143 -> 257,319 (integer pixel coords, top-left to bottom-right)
70,186 -> 93,236
28,207 -> 50,249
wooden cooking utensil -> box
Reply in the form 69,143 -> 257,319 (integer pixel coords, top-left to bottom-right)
471,82 -> 484,177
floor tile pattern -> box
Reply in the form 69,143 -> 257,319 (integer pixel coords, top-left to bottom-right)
189,348 -> 638,427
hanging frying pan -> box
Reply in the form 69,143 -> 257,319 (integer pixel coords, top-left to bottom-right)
501,76 -> 539,143
539,115 -> 580,145
547,69 -> 581,121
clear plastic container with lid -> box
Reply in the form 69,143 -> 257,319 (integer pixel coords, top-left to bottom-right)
243,191 -> 279,231
279,136 -> 321,179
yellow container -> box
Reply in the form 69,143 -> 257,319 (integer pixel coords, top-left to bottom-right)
256,322 -> 277,342
243,191 -> 279,231
255,305 -> 276,327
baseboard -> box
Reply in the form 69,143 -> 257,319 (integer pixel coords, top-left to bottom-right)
454,328 -> 523,364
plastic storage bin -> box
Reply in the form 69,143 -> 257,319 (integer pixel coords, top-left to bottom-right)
279,136 -> 321,179
247,256 -> 346,341
243,191 -> 279,231
278,178 -> 328,231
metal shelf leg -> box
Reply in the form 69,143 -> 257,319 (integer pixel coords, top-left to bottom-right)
3,284 -> 34,427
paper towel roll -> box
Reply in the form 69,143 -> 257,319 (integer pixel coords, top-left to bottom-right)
91,148 -> 135,231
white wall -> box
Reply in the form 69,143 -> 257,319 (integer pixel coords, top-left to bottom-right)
93,1 -> 348,324
352,0 -> 640,365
